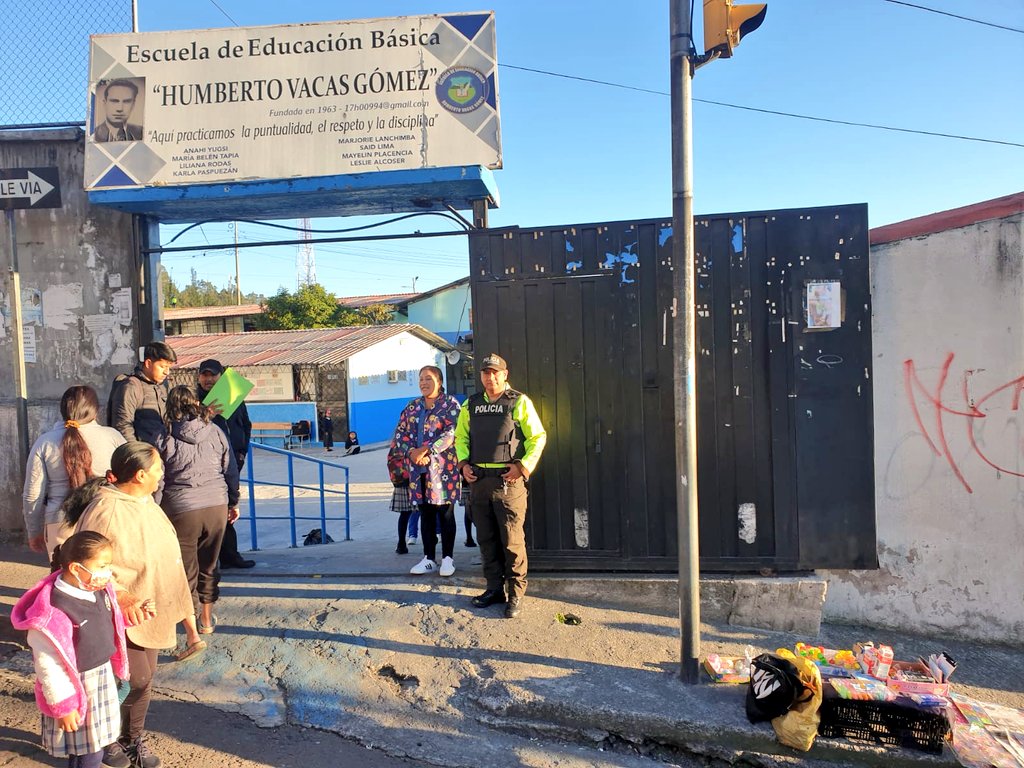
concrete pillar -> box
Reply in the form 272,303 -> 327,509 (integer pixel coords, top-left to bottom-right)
0,128 -> 139,533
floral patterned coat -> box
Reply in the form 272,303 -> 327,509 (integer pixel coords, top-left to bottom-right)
387,393 -> 461,506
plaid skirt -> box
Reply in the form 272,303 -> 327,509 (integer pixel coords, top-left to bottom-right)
41,662 -> 120,757
390,485 -> 414,514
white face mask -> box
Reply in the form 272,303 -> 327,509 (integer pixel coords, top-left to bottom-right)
74,563 -> 113,591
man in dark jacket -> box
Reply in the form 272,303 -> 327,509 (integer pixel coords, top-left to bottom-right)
197,358 -> 255,569
108,341 -> 176,446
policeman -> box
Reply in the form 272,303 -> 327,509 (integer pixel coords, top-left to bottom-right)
455,353 -> 546,619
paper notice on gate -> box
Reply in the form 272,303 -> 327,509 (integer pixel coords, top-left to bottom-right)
806,280 -> 841,329
202,367 -> 254,420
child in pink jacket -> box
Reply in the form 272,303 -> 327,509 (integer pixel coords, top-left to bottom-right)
11,531 -> 131,768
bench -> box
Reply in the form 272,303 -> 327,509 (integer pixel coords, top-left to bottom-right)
252,422 -> 309,450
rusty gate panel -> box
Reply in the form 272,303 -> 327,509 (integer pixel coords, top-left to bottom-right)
469,204 -> 875,572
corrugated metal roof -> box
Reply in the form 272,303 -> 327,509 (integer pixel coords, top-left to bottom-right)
168,324 -> 453,368
164,303 -> 263,320
336,293 -> 418,309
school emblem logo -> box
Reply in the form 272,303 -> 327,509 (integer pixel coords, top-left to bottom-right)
436,67 -> 488,114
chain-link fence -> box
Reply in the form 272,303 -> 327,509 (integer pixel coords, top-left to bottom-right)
1,0 -> 132,128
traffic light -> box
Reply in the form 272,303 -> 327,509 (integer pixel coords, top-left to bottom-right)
703,0 -> 767,58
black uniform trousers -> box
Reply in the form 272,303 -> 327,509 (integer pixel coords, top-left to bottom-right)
469,474 -> 528,600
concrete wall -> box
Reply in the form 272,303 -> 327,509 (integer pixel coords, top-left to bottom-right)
0,129 -> 138,532
822,213 -> 1024,645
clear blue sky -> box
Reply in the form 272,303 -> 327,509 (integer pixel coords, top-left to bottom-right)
24,1 -> 1024,298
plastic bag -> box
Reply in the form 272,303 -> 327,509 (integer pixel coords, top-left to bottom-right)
746,652 -> 806,722
771,649 -> 823,751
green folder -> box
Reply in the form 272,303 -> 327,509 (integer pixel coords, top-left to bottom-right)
201,367 -> 254,420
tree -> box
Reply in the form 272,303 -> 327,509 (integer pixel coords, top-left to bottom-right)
258,284 -> 345,330
355,303 -> 396,325
160,266 -> 264,308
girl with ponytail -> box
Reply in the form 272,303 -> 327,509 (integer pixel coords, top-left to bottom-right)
23,386 -> 125,559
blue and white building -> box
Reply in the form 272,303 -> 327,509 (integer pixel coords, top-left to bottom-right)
169,324 -> 455,446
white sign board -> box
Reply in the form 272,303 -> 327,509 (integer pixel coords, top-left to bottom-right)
85,13 -> 500,191
233,365 -> 295,402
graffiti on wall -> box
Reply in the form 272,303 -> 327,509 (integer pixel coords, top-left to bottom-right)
903,352 -> 1024,493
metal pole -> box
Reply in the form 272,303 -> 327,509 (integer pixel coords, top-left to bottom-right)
234,223 -> 241,305
287,455 -> 297,548
5,210 -> 30,467
670,0 -> 701,684
246,443 -> 259,550
131,0 -> 138,32
344,466 -> 351,541
318,462 -> 327,542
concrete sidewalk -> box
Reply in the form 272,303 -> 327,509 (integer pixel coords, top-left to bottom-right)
2,444 -> 1022,767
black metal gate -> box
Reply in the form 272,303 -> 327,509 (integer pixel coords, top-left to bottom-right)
468,203 -> 876,572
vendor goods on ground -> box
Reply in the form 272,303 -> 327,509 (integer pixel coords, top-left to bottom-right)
711,638 -> 1024,765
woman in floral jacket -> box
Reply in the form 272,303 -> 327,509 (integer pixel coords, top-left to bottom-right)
387,365 -> 461,577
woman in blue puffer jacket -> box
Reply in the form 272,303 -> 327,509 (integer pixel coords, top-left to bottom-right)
158,386 -> 239,659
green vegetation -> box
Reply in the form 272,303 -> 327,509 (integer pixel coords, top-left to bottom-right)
160,268 -> 264,308
161,269 -> 395,329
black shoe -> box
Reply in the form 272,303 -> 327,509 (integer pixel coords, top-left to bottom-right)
471,588 -> 506,608
102,742 -> 132,768
124,737 -> 162,768
505,597 -> 523,619
222,557 -> 256,569
464,538 -> 477,547
396,544 -> 409,554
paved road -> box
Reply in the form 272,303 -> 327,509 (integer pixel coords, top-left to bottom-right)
0,681 -> 421,768
4,444 -> 1022,768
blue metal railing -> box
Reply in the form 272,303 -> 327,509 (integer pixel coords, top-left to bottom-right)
241,443 -> 351,550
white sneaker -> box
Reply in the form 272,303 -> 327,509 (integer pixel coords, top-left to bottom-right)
407,535 -> 418,546
439,556 -> 455,577
410,557 -> 436,575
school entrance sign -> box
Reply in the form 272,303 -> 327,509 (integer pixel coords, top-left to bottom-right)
84,13 -> 501,195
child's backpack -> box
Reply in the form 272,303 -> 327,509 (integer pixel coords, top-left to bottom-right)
303,528 -> 335,546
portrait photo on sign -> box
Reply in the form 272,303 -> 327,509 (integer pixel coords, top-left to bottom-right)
92,77 -> 146,143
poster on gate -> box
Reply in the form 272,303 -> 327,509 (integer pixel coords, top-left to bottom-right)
84,13 -> 501,191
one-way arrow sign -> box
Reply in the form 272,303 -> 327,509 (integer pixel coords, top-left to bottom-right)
0,167 -> 61,210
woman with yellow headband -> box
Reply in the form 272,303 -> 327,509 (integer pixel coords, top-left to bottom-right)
23,385 -> 126,559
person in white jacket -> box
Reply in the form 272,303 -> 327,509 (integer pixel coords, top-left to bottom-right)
23,386 -> 125,559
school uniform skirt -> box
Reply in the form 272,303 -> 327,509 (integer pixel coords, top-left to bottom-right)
41,662 -> 120,757
390,484 -> 415,514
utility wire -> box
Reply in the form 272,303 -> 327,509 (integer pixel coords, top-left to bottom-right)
693,97 -> 1024,149
196,2 -> 1021,149
881,0 -> 1024,34
208,0 -> 239,26
501,64 -> 1024,149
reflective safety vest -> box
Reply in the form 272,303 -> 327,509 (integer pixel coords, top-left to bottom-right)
467,389 -> 523,464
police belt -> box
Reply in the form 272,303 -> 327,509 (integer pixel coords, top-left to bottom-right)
471,465 -> 511,478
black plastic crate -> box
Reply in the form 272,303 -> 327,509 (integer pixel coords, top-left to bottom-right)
818,691 -> 949,754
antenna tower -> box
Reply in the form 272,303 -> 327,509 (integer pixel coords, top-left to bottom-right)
297,217 -> 316,288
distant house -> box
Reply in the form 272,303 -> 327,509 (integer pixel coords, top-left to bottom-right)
336,292 -> 416,320
166,324 -> 455,444
396,277 -> 475,396
397,277 -> 471,344
164,304 -> 263,335
163,293 -> 417,336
